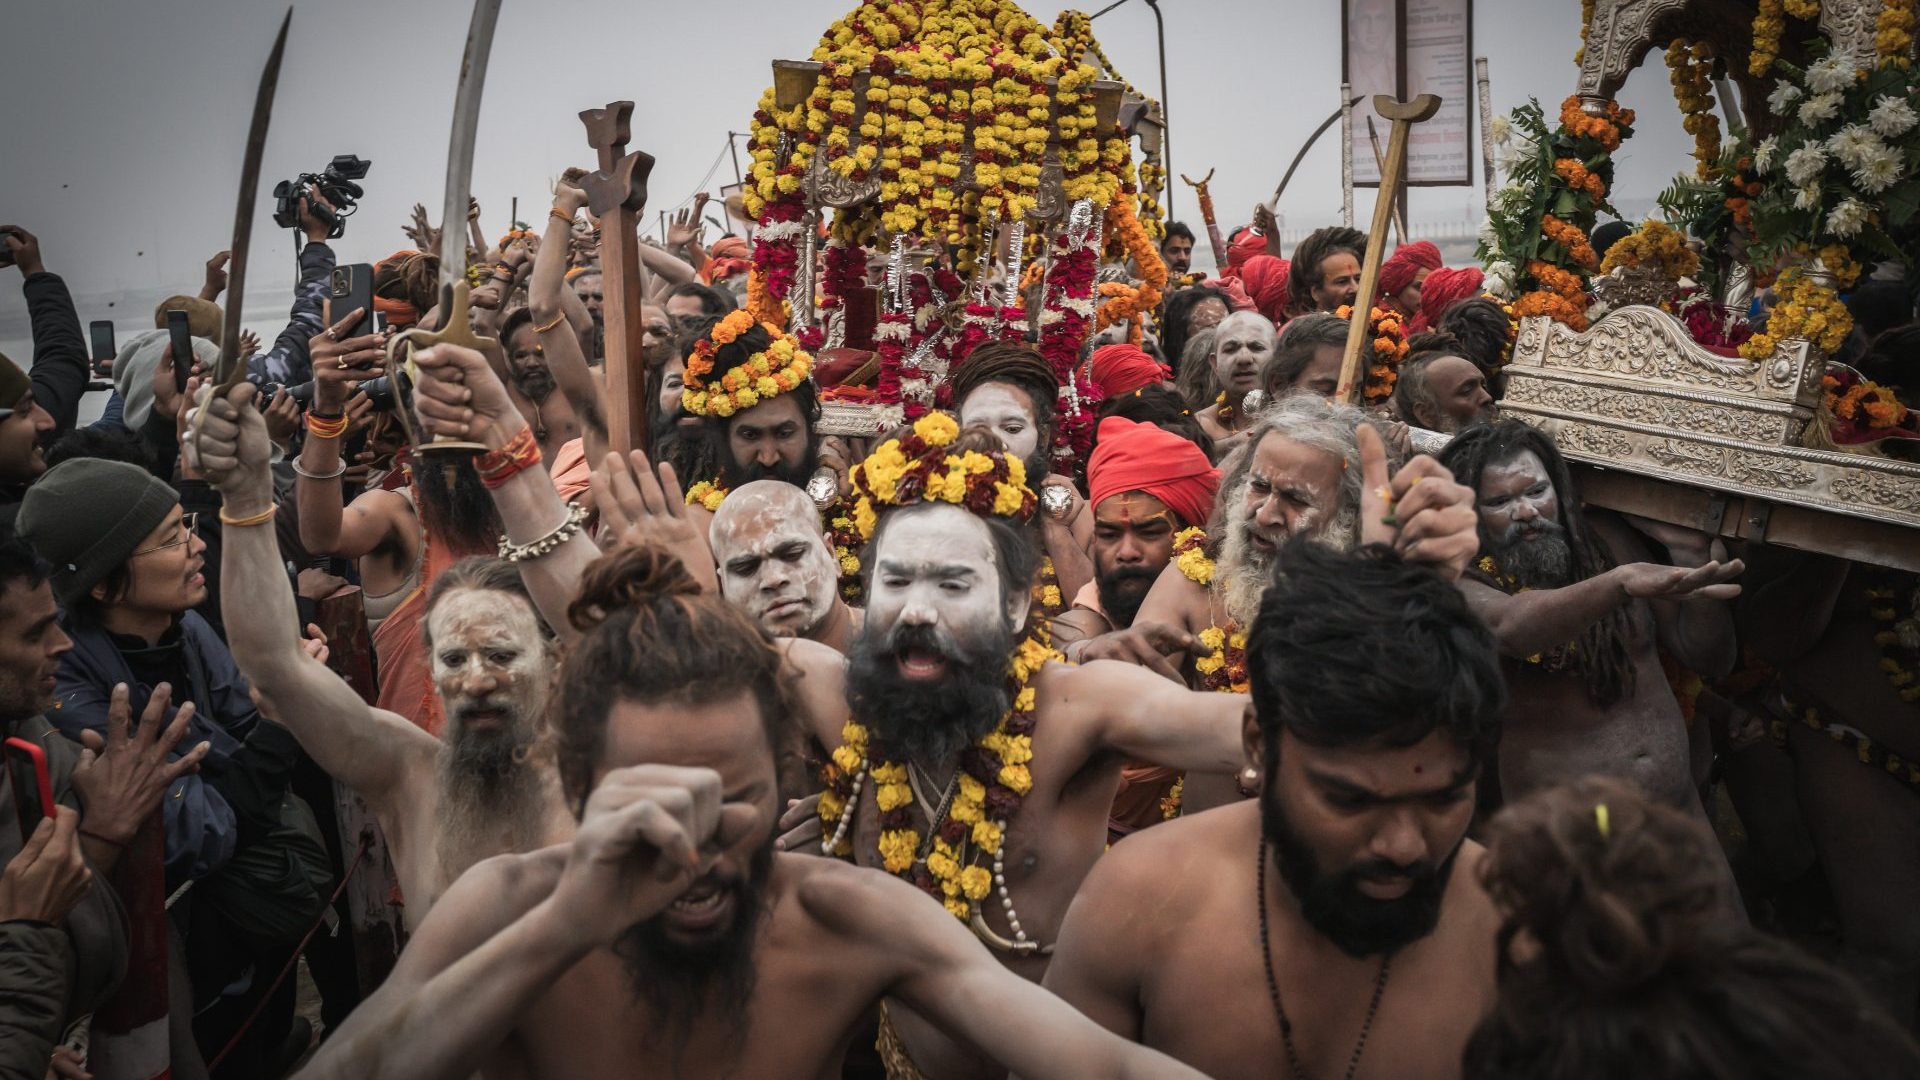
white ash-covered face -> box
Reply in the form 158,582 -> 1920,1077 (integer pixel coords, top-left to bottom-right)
426,588 -> 551,746
864,503 -> 1027,682
709,480 -> 838,639
959,382 -> 1042,466
1212,312 -> 1277,396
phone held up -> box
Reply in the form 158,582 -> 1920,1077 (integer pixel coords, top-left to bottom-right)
165,309 -> 194,394
89,321 -> 116,378
3,737 -> 54,846
329,263 -> 375,343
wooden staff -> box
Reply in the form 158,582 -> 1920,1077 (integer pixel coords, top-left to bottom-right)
1335,94 -> 1442,406
1364,116 -> 1408,247
1181,169 -> 1227,271
578,101 -> 656,456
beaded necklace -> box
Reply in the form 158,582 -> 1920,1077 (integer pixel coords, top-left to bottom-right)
1257,841 -> 1391,1080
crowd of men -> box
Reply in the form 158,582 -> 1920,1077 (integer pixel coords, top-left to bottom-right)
0,135 -> 1917,1080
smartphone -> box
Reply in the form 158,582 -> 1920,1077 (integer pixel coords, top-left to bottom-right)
89,320 -> 116,377
329,264 -> 375,343
166,309 -> 194,393
3,737 -> 54,846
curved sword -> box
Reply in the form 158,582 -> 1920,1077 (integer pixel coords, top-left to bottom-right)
388,0 -> 504,455
213,9 -> 292,390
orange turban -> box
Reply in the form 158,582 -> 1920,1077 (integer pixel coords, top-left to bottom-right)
1088,417 -> 1220,530
1413,266 -> 1486,333
1205,276 -> 1257,312
1379,241 -> 1443,298
1238,255 -> 1291,325
1089,344 -> 1171,398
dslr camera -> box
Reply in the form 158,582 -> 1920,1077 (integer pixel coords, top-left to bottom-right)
273,155 -> 372,239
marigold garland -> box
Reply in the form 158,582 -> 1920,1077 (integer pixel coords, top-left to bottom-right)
681,310 -> 815,419
1666,40 -> 1722,180
1867,581 -> 1920,704
1599,219 -> 1701,281
1334,304 -> 1410,403
848,412 -> 1036,542
1750,0 -> 1788,78
1742,266 -> 1851,359
1880,0 -> 1916,67
683,479 -> 730,512
819,632 -> 1062,921
1169,528 -> 1246,692
1542,213 -> 1600,271
1095,196 -> 1169,346
1823,367 -> 1913,435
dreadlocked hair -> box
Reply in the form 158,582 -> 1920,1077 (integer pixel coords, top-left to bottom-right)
1438,298 -> 1515,383
1287,226 -> 1367,316
948,339 -> 1060,438
554,543 -> 789,816
374,250 -> 440,313
1438,420 -> 1638,708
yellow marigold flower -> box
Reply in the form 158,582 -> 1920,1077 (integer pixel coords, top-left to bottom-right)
999,737 -> 1033,766
871,762 -> 907,784
1014,687 -> 1036,712
1194,654 -> 1225,676
916,413 -> 960,445
839,553 -> 861,575
879,830 -> 917,873
992,484 -> 1025,516
875,781 -> 912,813
943,897 -> 972,920
959,865 -> 993,900
927,850 -> 959,880
959,774 -> 986,805
972,819 -> 1005,851
831,744 -> 863,774
998,765 -> 1032,796
950,797 -> 983,824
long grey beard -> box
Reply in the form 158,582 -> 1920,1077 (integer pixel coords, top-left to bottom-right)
434,742 -> 550,880
1215,504 -> 1360,630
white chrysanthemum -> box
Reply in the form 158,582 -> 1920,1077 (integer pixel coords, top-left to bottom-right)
1509,133 -> 1539,162
1793,184 -> 1823,211
1798,93 -> 1843,127
1585,300 -> 1611,323
1826,198 -> 1869,239
1753,136 -> 1780,174
1785,144 -> 1828,187
1827,125 -> 1881,171
1484,261 -> 1518,299
1489,115 -> 1513,146
1804,57 -> 1854,94
1852,149 -> 1904,194
1768,80 -> 1804,116
1869,95 -> 1918,139
1478,217 -> 1500,248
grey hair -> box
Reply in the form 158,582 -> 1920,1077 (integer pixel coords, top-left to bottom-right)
1211,392 -> 1404,548
1262,312 -> 1354,397
1177,327 -> 1221,412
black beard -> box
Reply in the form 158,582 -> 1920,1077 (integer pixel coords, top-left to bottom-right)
512,363 -> 557,404
615,840 -> 772,1065
1095,565 -> 1161,629
718,434 -> 820,490
1261,777 -> 1459,958
1487,520 -> 1573,590
412,455 -> 505,555
846,619 -> 1014,766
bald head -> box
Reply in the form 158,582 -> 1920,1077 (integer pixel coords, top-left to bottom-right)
710,480 -> 840,639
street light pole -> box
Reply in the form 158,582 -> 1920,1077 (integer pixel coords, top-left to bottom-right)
1143,0 -> 1172,222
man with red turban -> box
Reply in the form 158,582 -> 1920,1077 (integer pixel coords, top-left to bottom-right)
1055,415 -> 1219,839
1237,254 -> 1291,327
1089,343 -> 1172,398
1378,240 -> 1443,319
1413,265 -> 1487,333
1220,227 -> 1268,279
699,234 -> 752,287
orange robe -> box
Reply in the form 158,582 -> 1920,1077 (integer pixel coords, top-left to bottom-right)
370,519 -> 466,736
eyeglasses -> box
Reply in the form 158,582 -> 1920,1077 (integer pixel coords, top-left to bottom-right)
130,512 -> 199,558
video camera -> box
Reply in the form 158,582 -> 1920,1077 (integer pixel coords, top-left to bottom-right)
272,155 -> 372,239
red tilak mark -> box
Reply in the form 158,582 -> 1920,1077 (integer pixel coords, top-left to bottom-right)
1412,764 -> 1424,775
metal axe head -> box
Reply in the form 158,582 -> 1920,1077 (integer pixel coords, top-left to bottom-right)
1373,94 -> 1443,124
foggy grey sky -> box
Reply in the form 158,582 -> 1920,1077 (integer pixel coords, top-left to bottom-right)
0,0 -> 1699,341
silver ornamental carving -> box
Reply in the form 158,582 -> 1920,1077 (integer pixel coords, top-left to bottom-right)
886,234 -> 906,314
1003,219 -> 1028,310
1040,483 -> 1073,520
793,212 -> 820,329
806,468 -> 839,510
1510,308 -> 1817,406
1032,157 -> 1067,222
805,151 -> 881,209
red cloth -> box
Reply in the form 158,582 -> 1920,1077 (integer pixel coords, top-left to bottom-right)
1412,266 -> 1486,333
1089,344 -> 1171,397
1222,229 -> 1267,278
1238,255 -> 1291,324
1205,276 -> 1257,312
700,256 -> 751,285
1088,416 -> 1220,529
549,437 -> 592,503
1379,241 -> 1443,298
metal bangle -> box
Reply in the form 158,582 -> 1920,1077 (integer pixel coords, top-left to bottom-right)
498,502 -> 590,563
291,457 -> 348,481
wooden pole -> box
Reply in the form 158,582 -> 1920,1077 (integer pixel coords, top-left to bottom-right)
1335,94 -> 1441,406
1364,117 -> 1407,247
578,102 -> 656,456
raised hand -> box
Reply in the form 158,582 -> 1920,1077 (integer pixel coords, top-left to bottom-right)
405,203 -> 441,253
667,204 -> 705,251
0,225 -> 45,276
409,341 -> 522,451
0,807 -> 90,924
262,385 -> 303,449
237,328 -> 262,360
308,306 -> 389,413
591,450 -> 717,589
189,380 -> 274,504
541,764 -> 759,949
203,250 -> 232,299
70,682 -> 213,848
553,168 -> 590,217
1357,424 -> 1480,581
774,793 -> 822,853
